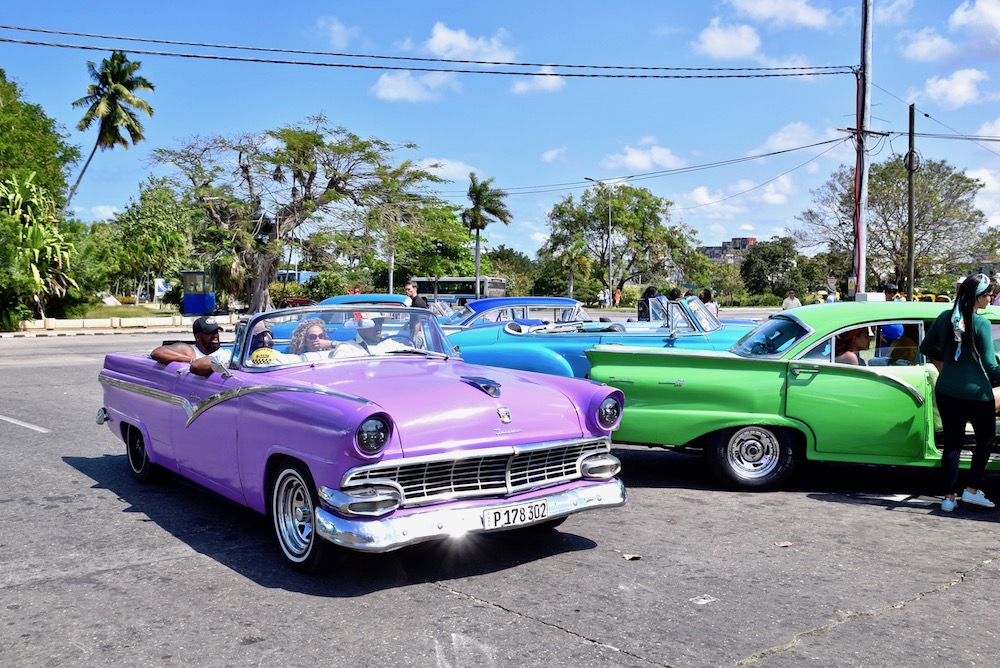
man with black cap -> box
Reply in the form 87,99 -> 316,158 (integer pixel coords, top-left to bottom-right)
150,316 -> 232,376
884,283 -> 902,302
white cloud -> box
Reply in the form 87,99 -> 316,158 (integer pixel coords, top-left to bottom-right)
530,231 -> 550,246
675,185 -> 748,219
512,67 -> 566,94
726,0 -> 831,29
603,141 -> 686,171
370,71 -> 459,102
425,22 -> 516,62
417,157 -> 476,182
541,147 -> 567,162
879,0 -> 914,25
692,18 -> 761,59
315,16 -> 360,50
921,69 -> 989,109
749,122 -> 826,155
739,223 -> 756,231
87,205 -> 119,221
753,174 -> 795,206
950,0 -> 1000,56
977,116 -> 1000,135
968,167 -> 1000,226
899,28 -> 959,62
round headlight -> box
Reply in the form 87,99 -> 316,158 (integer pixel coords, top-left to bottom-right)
356,416 -> 390,455
597,396 -> 622,429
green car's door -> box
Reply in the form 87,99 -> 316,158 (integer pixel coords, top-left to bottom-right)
784,361 -> 930,462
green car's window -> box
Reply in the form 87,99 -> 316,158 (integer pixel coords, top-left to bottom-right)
731,316 -> 808,358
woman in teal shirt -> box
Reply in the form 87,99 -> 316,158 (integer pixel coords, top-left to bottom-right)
920,274 -> 1000,512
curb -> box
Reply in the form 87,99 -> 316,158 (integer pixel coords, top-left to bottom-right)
0,328 -> 192,339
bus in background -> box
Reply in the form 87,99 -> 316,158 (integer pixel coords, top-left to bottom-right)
276,270 -> 319,284
412,276 -> 507,304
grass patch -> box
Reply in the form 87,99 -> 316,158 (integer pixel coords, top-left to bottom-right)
81,305 -> 180,318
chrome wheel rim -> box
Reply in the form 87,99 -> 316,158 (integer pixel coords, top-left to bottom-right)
274,471 -> 313,560
725,427 -> 780,481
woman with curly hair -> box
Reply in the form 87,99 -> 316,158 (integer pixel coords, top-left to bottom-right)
288,318 -> 333,356
920,273 -> 1000,512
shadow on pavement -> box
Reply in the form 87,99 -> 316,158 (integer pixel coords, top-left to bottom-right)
64,453 -> 600,597
614,445 -> 1000,523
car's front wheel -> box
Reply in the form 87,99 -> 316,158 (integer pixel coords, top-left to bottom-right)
271,461 -> 333,573
708,426 -> 794,490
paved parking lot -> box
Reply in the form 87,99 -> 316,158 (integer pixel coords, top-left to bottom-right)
2,333 -> 999,667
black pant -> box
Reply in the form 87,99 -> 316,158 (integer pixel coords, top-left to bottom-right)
936,391 -> 996,494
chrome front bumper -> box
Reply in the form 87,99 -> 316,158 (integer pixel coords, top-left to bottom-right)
314,479 -> 626,553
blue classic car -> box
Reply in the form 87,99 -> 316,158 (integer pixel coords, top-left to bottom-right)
98,304 -> 626,572
449,296 -> 756,378
439,296 -> 595,333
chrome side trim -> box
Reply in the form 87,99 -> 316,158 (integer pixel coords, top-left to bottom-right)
314,479 -> 626,553
99,375 -> 194,418
99,374 -> 370,427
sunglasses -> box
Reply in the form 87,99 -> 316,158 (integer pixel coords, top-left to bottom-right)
306,332 -> 328,340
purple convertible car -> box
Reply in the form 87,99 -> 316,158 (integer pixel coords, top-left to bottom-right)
97,304 -> 625,572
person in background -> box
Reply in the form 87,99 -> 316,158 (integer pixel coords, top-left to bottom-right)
920,273 -> 1000,512
667,287 -> 682,300
782,290 -> 802,310
834,327 -> 871,365
150,316 -> 232,377
637,286 -> 658,321
613,288 -> 621,308
699,288 -> 720,318
884,283 -> 903,302
825,291 -> 839,303
404,281 -> 429,308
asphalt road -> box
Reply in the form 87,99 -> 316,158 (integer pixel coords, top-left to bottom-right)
2,333 -> 999,668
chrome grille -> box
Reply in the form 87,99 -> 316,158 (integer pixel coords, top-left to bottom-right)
343,438 -> 608,506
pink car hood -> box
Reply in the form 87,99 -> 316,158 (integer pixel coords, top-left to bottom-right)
266,358 -> 595,457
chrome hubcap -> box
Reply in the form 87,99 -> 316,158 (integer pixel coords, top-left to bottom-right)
275,472 -> 313,559
726,428 -> 780,480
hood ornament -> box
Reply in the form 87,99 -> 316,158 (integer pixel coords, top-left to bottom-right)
497,406 -> 512,423
461,375 -> 502,397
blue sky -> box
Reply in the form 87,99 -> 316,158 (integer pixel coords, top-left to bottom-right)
3,1 -> 1000,259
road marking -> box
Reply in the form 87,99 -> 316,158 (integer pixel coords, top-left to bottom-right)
0,414 -> 51,433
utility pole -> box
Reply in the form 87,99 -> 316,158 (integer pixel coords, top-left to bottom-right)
905,104 -> 918,302
851,0 -> 873,297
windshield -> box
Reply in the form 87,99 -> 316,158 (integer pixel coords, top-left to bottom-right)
441,304 -> 475,325
237,305 -> 452,369
730,315 -> 809,358
685,296 -> 722,332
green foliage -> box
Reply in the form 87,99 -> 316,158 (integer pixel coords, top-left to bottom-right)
740,237 -> 802,297
486,245 -> 535,296
620,284 -> 642,307
268,280 -> 307,307
737,292 -> 783,307
303,272 -> 348,302
796,157 -> 989,287
709,262 -> 745,305
0,69 -> 80,201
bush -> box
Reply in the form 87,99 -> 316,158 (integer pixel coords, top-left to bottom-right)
303,272 -> 348,303
738,293 -> 783,307
269,280 -> 307,308
620,285 -> 641,307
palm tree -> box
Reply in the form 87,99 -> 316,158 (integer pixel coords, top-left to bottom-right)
64,51 -> 154,216
557,235 -> 592,298
461,172 -> 511,298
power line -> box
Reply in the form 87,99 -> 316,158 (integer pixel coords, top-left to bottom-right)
0,24 -> 856,75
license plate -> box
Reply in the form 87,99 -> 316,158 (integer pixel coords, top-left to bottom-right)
482,500 -> 548,529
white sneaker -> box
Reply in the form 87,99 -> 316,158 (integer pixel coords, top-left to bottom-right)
961,489 -> 995,508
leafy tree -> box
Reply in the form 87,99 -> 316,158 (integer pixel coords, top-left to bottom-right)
486,245 -> 536,296
462,173 -> 511,298
709,262 -> 744,305
0,70 -> 80,201
155,115 -> 436,312
547,184 -> 696,292
0,173 -> 77,318
740,237 -> 802,297
113,177 -> 192,301
795,157 -> 989,289
550,235 -> 591,298
66,51 -> 154,215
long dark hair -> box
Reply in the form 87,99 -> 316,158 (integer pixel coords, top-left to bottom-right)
954,273 -> 993,361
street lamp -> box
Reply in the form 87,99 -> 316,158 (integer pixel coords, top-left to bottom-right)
584,177 -> 613,301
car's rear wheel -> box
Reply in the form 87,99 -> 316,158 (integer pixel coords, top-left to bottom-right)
708,426 -> 794,490
271,461 -> 333,573
125,427 -> 160,483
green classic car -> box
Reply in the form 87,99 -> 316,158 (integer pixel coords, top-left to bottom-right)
586,301 -> 1000,490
